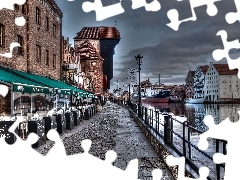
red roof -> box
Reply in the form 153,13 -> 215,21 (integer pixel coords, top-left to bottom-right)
74,26 -> 120,39
213,64 -> 238,75
200,65 -> 209,74
75,40 -> 103,60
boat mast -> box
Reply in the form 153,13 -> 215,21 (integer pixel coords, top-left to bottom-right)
159,74 -> 161,85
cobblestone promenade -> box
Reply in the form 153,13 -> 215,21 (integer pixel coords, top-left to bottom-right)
36,101 -> 174,180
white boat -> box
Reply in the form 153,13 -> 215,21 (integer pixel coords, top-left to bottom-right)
184,98 -> 204,104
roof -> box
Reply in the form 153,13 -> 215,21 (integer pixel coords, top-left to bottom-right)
213,64 -> 238,75
46,0 -> 63,18
199,65 -> 209,74
189,71 -> 195,76
75,40 -> 103,60
0,66 -> 93,97
74,26 -> 120,39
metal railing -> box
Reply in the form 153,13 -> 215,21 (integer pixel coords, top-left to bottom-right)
114,99 -> 226,180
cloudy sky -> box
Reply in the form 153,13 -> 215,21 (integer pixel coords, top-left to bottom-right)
55,0 -> 240,91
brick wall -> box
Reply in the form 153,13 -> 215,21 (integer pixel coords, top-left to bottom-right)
0,0 -> 62,80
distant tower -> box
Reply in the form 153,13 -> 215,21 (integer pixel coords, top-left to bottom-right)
74,26 -> 120,91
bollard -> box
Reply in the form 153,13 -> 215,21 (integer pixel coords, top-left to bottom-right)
65,112 -> 74,130
145,107 -> 148,124
84,107 -> 90,120
164,115 -> 172,145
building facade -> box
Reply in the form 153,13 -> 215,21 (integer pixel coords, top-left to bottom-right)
75,40 -> 104,94
0,0 -> 63,79
185,70 -> 195,99
193,65 -> 208,99
204,63 -> 240,102
0,0 -> 62,115
74,26 -> 120,91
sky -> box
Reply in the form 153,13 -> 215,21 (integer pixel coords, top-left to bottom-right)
55,0 -> 240,92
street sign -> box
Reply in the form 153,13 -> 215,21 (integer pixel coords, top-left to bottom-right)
128,68 -> 138,85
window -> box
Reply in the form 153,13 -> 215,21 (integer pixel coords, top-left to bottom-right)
53,23 -> 56,37
22,4 -> 26,15
0,24 -> 5,47
14,4 -> 19,11
45,50 -> 49,65
36,7 -> 40,24
46,17 -> 49,31
53,54 -> 56,68
17,35 -> 24,55
36,45 -> 41,63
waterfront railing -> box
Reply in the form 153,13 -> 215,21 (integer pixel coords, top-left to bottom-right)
115,99 -> 226,180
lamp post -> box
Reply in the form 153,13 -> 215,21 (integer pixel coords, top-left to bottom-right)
135,54 -> 143,117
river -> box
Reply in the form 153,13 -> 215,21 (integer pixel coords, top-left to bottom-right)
142,102 -> 240,132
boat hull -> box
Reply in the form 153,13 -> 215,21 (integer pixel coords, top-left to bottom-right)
184,98 -> 204,104
142,97 -> 169,103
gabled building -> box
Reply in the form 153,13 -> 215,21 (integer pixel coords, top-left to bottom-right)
204,63 -> 240,102
74,26 -> 120,91
185,70 -> 195,99
193,65 -> 208,99
75,40 -> 104,95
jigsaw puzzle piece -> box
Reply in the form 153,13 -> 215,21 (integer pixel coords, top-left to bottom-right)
15,16 -> 26,26
167,0 -> 221,31
82,0 -> 125,21
198,112 -> 240,179
45,129 -> 67,157
225,0 -> 240,24
131,0 -> 161,12
152,169 -> 163,180
212,30 -> 240,78
167,155 -> 209,179
0,84 -> 9,97
0,42 -> 20,58
0,0 -> 26,10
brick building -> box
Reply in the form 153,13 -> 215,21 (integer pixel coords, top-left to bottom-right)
0,0 -> 63,115
74,27 -> 120,91
0,0 -> 63,79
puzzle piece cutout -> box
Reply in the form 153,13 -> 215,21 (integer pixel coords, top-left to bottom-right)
0,84 -> 9,97
167,155 -> 209,179
198,114 -> 240,180
0,42 -> 21,58
167,0 -> 222,31
1,117 -> 141,180
0,0 -> 26,26
0,0 -> 26,10
0,0 -> 26,58
131,0 -> 161,12
82,0 -> 125,21
212,30 -> 240,78
225,0 -> 240,24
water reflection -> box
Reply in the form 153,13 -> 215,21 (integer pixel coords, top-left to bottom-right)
142,103 -> 240,132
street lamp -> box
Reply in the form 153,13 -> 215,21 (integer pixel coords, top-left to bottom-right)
135,54 -> 143,117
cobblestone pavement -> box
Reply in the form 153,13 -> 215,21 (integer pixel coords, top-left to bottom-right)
35,101 -> 174,180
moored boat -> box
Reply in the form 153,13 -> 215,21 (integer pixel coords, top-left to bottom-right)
141,90 -> 171,103
184,98 -> 204,104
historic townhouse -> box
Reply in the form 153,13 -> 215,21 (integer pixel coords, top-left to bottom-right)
193,65 -> 208,99
61,36 -> 77,84
74,26 -> 120,92
0,0 -> 63,115
204,63 -> 240,102
0,0 -> 63,79
185,70 -> 195,99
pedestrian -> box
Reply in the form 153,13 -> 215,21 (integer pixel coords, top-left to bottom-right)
96,102 -> 102,113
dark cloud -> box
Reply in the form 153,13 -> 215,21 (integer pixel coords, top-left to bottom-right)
56,0 -> 240,91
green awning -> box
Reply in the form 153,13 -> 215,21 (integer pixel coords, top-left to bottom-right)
0,66 -> 94,97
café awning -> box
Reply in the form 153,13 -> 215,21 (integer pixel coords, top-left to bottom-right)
0,66 -> 94,98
